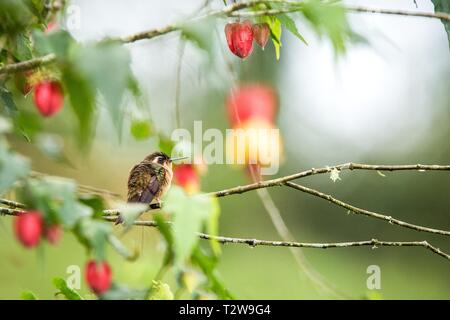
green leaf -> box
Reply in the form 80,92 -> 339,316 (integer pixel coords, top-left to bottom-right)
178,269 -> 203,294
181,18 -> 214,60
108,234 -> 139,261
29,0 -> 45,16
12,33 -> 32,61
163,187 -> 216,267
78,194 -> 106,218
148,281 -> 174,300
32,29 -> 75,58
154,213 -> 174,250
0,0 -> 34,34
21,290 -> 38,300
131,119 -> 153,140
264,16 -> 282,60
192,247 -> 233,299
0,140 -> 30,195
158,134 -> 174,155
365,290 -> 383,300
62,64 -> 96,149
277,13 -> 308,45
432,0 -> 450,48
0,86 -> 18,117
25,0 -> 45,24
21,177 -> 92,227
117,202 -> 148,232
100,283 -> 150,300
12,108 -> 43,141
75,42 -> 134,139
53,277 -> 83,300
75,218 -> 111,260
300,0 -> 352,54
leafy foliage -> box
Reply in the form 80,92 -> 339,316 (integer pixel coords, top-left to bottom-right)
74,42 -> 135,138
181,18 -> 215,61
62,63 -> 96,148
163,186 -> 220,267
0,86 -> 18,117
53,277 -> 83,300
277,13 -> 308,45
100,283 -> 150,300
21,290 -> 38,300
75,218 -> 112,260
148,281 -> 174,300
432,0 -> 450,47
192,247 -> 233,299
117,202 -> 148,231
266,17 -> 283,60
300,0 -> 353,53
18,177 -> 92,227
32,29 -> 74,58
131,119 -> 153,140
0,141 -> 30,195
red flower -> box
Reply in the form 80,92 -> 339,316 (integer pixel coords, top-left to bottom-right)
173,164 -> 200,194
33,80 -> 64,117
44,224 -> 62,245
86,260 -> 112,294
252,23 -> 270,49
225,21 -> 254,59
14,211 -> 43,248
45,21 -> 57,33
226,84 -> 278,126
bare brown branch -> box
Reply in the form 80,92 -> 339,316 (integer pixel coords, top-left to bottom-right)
102,217 -> 450,261
284,181 -> 450,236
210,163 -> 450,197
2,162 -> 450,237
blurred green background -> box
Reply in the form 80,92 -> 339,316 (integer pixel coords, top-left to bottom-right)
1,0 -> 449,299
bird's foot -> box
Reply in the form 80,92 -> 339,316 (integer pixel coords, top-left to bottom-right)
114,214 -> 124,225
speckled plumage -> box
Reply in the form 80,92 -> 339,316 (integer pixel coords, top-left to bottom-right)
127,152 -> 173,204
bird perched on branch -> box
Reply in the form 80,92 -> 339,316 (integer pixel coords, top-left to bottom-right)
116,151 -> 187,224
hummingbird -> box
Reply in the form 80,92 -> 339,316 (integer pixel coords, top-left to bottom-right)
116,151 -> 187,224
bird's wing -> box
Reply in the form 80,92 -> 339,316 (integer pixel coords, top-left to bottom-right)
127,163 -> 162,203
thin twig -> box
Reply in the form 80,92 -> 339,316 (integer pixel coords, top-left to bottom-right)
3,203 -> 449,261
30,171 -> 122,199
231,5 -> 450,21
0,53 -> 56,75
198,234 -> 450,261
346,5 -> 450,21
0,203 -> 161,217
284,181 -> 450,236
0,207 -> 24,216
104,217 -> 450,261
0,199 -> 26,209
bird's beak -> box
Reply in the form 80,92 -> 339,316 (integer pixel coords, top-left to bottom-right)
170,156 -> 189,162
